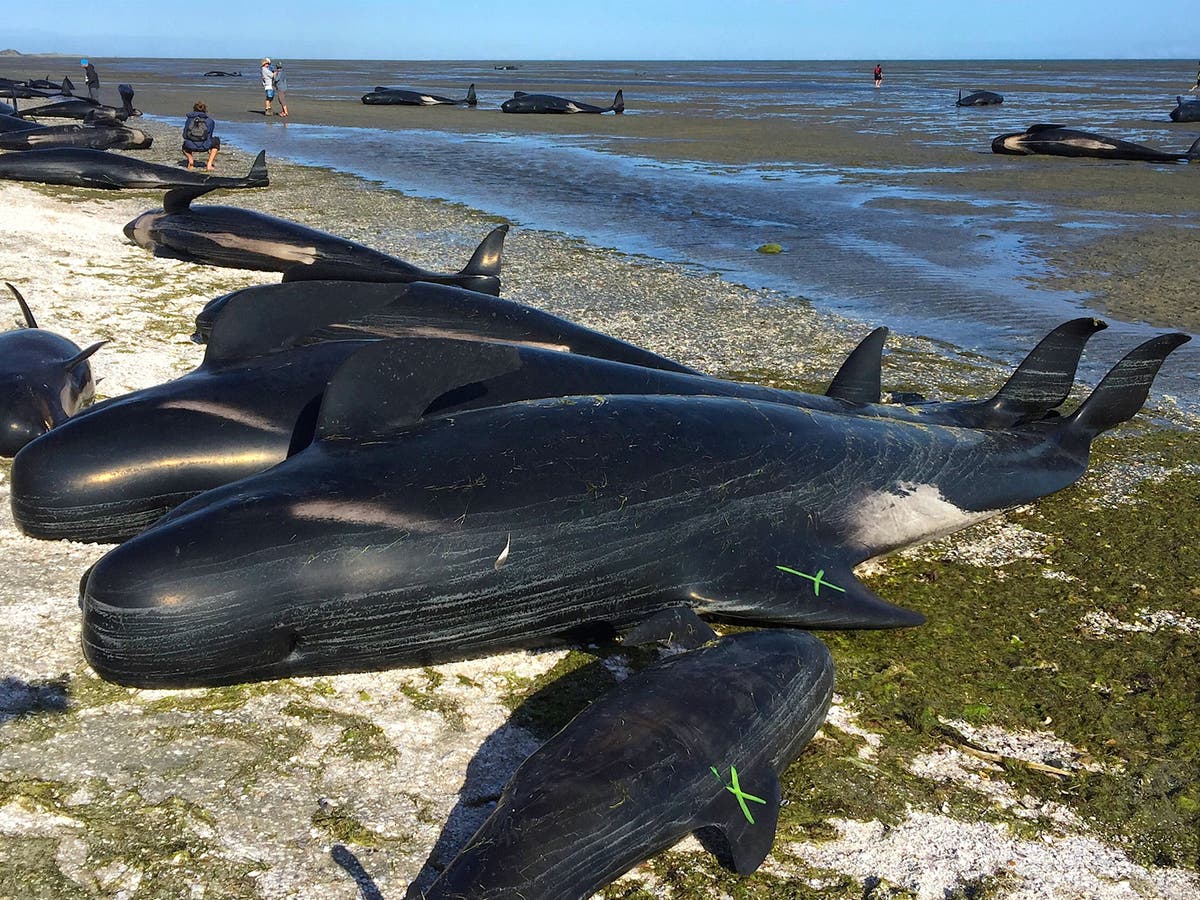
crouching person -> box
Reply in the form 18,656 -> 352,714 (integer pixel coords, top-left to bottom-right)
182,101 -> 221,170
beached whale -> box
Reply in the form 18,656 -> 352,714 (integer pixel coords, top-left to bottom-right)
501,89 -> 624,114
0,113 -> 40,133
0,284 -> 103,457
0,120 -> 154,151
125,193 -> 508,291
23,77 -> 70,92
11,282 -> 694,544
0,148 -> 265,190
418,629 -> 834,900
957,90 -> 1003,107
362,84 -> 477,106
203,71 -> 242,77
15,83 -> 140,121
77,331 -> 1185,686
11,310 -> 1103,544
1169,95 -> 1200,123
992,124 -> 1200,162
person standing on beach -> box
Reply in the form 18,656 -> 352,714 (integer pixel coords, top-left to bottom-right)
80,59 -> 100,101
873,63 -> 883,88
1190,61 -> 1200,93
273,62 -> 289,118
261,57 -> 276,114
181,101 -> 220,170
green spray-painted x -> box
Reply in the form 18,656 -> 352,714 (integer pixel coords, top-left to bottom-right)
776,565 -> 845,597
710,765 -> 767,824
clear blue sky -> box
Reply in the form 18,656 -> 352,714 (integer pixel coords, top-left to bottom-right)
7,0 -> 1197,60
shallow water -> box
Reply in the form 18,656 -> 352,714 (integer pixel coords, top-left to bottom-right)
9,56 -> 1197,401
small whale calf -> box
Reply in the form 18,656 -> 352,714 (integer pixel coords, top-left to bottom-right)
124,191 -> 508,290
957,90 -> 1003,106
992,123 -> 1200,162
362,84 -> 477,106
1169,95 -> 1200,123
418,629 -> 834,900
0,284 -> 103,457
0,148 -> 266,190
502,89 -> 624,114
77,329 -> 1185,686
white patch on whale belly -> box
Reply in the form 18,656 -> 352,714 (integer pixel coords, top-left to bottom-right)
205,232 -> 319,264
1065,138 -> 1113,151
851,482 -> 999,553
566,103 -> 582,112
419,96 -> 437,104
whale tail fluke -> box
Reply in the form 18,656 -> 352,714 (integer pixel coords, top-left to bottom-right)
956,89 -> 962,106
6,282 -> 38,329
986,317 -> 1108,420
612,89 -> 625,114
1059,333 -> 1190,453
117,84 -> 139,119
465,83 -> 477,107
1186,135 -> 1200,161
826,326 -> 887,404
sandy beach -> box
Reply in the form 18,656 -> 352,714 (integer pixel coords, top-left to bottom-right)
0,66 -> 1198,900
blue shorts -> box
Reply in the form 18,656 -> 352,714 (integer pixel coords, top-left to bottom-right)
265,89 -> 275,99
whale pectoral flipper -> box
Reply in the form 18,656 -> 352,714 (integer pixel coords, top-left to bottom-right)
736,562 -> 924,629
620,607 -> 717,649
702,763 -> 782,875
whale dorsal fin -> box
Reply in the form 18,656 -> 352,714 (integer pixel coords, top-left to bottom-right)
5,282 -> 37,328
203,283 -> 402,366
826,326 -> 887,404
315,338 -> 528,442
1027,123 -> 1067,133
702,763 -> 782,875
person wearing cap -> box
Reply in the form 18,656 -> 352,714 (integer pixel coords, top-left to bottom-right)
80,58 -> 100,101
272,61 -> 289,118
261,57 -> 276,115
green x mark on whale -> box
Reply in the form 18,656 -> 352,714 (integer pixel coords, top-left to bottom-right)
776,565 -> 845,597
710,765 -> 767,824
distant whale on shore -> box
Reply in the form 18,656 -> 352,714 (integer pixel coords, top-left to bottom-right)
992,124 -> 1200,162
362,84 -> 477,106
124,191 -> 508,292
0,283 -> 103,457
957,90 -> 1003,107
502,90 -> 624,114
0,148 -> 265,190
203,71 -> 242,77
1169,95 -> 1200,122
418,629 -> 834,900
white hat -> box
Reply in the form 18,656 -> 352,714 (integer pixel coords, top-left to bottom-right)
262,57 -> 271,64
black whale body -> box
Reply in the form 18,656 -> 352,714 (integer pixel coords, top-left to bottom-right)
992,123 -> 1200,161
125,192 -> 508,292
419,629 -> 834,900
78,331 -> 1187,686
0,147 -> 267,190
957,90 -> 1003,106
501,89 -> 624,114
1169,95 -> 1200,123
362,84 -> 477,106
0,121 -> 154,151
16,83 -> 140,121
0,284 -> 103,457
11,281 -> 697,544
13,311 -> 1105,545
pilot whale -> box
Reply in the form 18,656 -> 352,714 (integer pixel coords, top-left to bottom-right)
78,332 -> 1185,686
957,90 -> 1003,107
501,89 -> 624,114
362,84 -> 477,106
0,148 -> 265,190
124,192 -> 508,292
416,629 -> 834,900
12,313 -> 1102,545
0,284 -> 104,457
0,120 -> 153,151
16,83 -> 141,121
1169,95 -> 1200,123
992,124 -> 1200,162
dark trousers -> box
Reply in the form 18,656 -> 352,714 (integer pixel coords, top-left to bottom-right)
88,84 -> 99,101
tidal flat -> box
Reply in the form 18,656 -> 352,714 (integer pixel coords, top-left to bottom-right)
0,99 -> 1196,899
